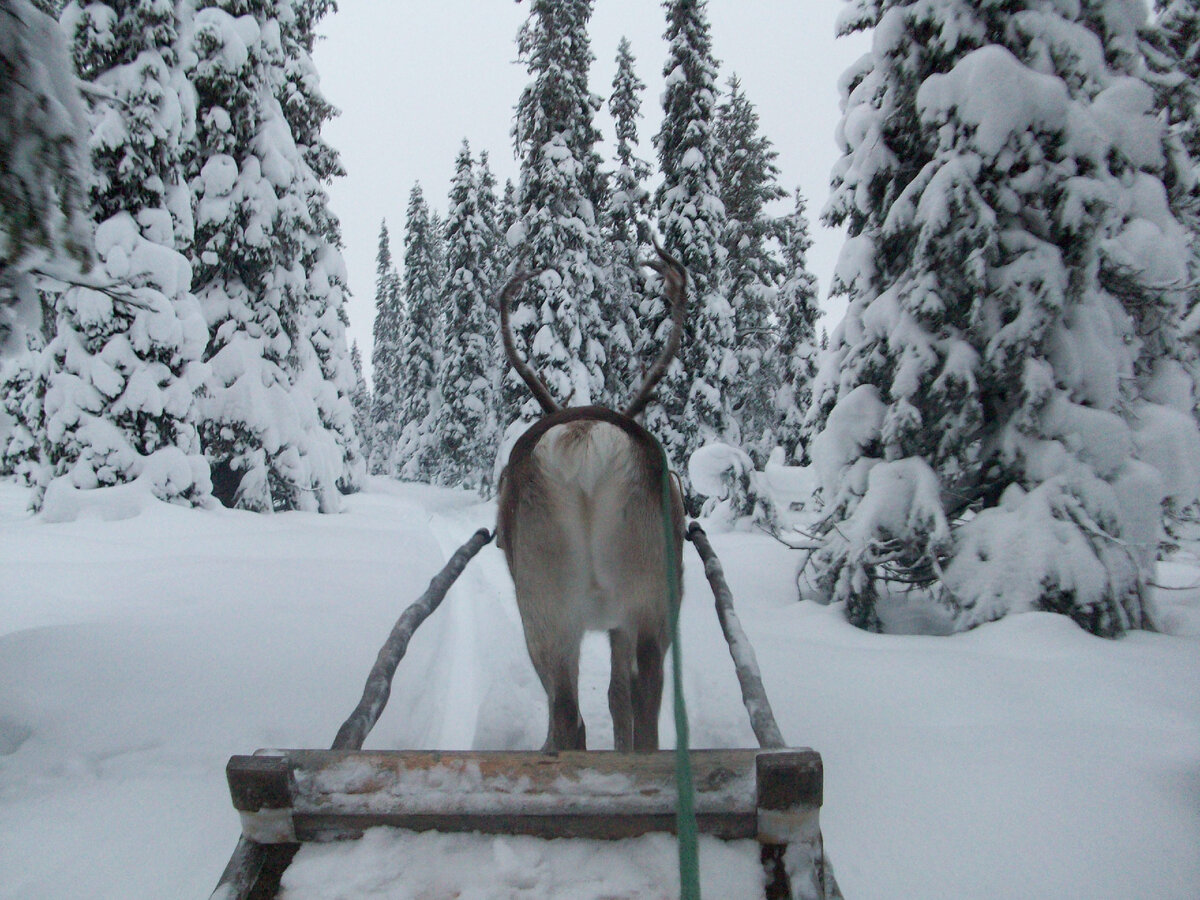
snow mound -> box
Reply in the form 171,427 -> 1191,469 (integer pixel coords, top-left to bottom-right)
39,447 -> 212,523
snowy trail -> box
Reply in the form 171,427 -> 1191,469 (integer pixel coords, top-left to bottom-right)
1,480 -> 1198,899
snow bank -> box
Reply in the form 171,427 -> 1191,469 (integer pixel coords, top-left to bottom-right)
1,481 -> 1198,899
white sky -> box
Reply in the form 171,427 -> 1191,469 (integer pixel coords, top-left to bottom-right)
313,1 -> 870,373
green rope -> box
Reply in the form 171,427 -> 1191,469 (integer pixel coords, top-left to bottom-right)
660,449 -> 701,900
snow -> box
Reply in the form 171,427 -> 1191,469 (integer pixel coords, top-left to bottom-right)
281,829 -> 764,899
917,45 -> 1070,158
1,478 -> 1198,899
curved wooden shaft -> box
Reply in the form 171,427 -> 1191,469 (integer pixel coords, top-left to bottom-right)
333,527 -> 495,751
687,521 -> 787,750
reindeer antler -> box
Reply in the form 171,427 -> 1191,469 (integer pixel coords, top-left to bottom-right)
623,242 -> 687,419
497,270 -> 560,415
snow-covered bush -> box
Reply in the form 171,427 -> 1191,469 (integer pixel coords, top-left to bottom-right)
688,442 -> 779,530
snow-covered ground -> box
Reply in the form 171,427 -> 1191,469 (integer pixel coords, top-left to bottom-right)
1,478 -> 1199,899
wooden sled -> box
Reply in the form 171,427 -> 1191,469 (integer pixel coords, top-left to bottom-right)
211,524 -> 841,900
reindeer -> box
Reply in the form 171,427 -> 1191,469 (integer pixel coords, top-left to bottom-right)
495,248 -> 687,753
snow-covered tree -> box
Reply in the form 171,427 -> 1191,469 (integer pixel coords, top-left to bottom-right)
506,0 -> 607,424
186,0 -> 347,512
476,151 -> 506,292
653,0 -> 732,494
1143,0 -> 1200,411
807,0 -> 1200,636
34,0 -> 212,509
368,218 -> 402,474
716,73 -> 787,463
601,36 -> 654,409
277,0 -> 365,495
0,0 -> 91,358
432,144 -> 501,491
498,177 -> 519,251
772,189 -> 820,465
1,331 -> 45,483
394,181 -> 443,481
348,339 -> 370,461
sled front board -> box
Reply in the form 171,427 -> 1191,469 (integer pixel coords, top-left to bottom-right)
228,747 -> 817,842
219,748 -> 835,899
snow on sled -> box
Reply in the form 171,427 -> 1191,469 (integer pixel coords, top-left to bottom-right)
211,524 -> 841,899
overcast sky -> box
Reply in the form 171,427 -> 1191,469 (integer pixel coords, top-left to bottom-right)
312,1 -> 871,374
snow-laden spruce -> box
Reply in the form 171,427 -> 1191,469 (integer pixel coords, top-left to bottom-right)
431,147 -> 502,493
393,181 -> 444,482
809,0 -> 1200,635
653,0 -> 734,500
348,340 -> 371,461
34,0 -> 213,510
601,36 -> 654,410
1143,0 -> 1200,403
506,0 -> 608,423
186,0 -> 353,512
0,0 -> 91,357
276,0 -> 365,496
771,190 -> 820,466
368,218 -> 403,474
716,74 -> 788,466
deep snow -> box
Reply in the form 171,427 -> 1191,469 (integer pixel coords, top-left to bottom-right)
1,478 -> 1198,898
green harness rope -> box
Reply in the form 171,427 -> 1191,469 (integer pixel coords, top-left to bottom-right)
659,446 -> 701,900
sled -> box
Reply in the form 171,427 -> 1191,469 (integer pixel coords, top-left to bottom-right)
211,523 -> 842,900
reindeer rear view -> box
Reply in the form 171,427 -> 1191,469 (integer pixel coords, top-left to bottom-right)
496,249 -> 687,753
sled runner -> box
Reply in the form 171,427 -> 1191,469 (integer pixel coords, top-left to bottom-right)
210,523 -> 841,900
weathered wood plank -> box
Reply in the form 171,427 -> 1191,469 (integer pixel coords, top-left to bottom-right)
227,748 -> 823,847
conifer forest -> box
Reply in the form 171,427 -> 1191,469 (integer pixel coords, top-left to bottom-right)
2,1 -> 1200,898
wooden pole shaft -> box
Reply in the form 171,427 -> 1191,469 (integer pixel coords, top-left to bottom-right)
332,527 -> 495,751
687,522 -> 787,750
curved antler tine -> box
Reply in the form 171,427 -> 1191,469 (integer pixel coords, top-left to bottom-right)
497,267 -> 560,415
625,244 -> 688,419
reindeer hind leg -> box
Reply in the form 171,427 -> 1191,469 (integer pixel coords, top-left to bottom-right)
608,628 -> 635,752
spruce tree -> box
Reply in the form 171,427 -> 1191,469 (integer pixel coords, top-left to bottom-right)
773,190 -> 820,465
368,218 -> 403,474
394,181 -> 443,481
36,0 -> 212,509
654,0 -> 732,495
476,152 -> 503,283
1143,0 -> 1200,415
186,0 -> 356,511
498,178 -> 519,253
808,0 -> 1198,635
602,36 -> 654,409
277,0 -> 365,495
1,331 -> 44,484
716,73 -> 787,464
433,144 -> 501,491
348,339 -> 371,462
0,0 -> 91,357
507,0 -> 608,424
